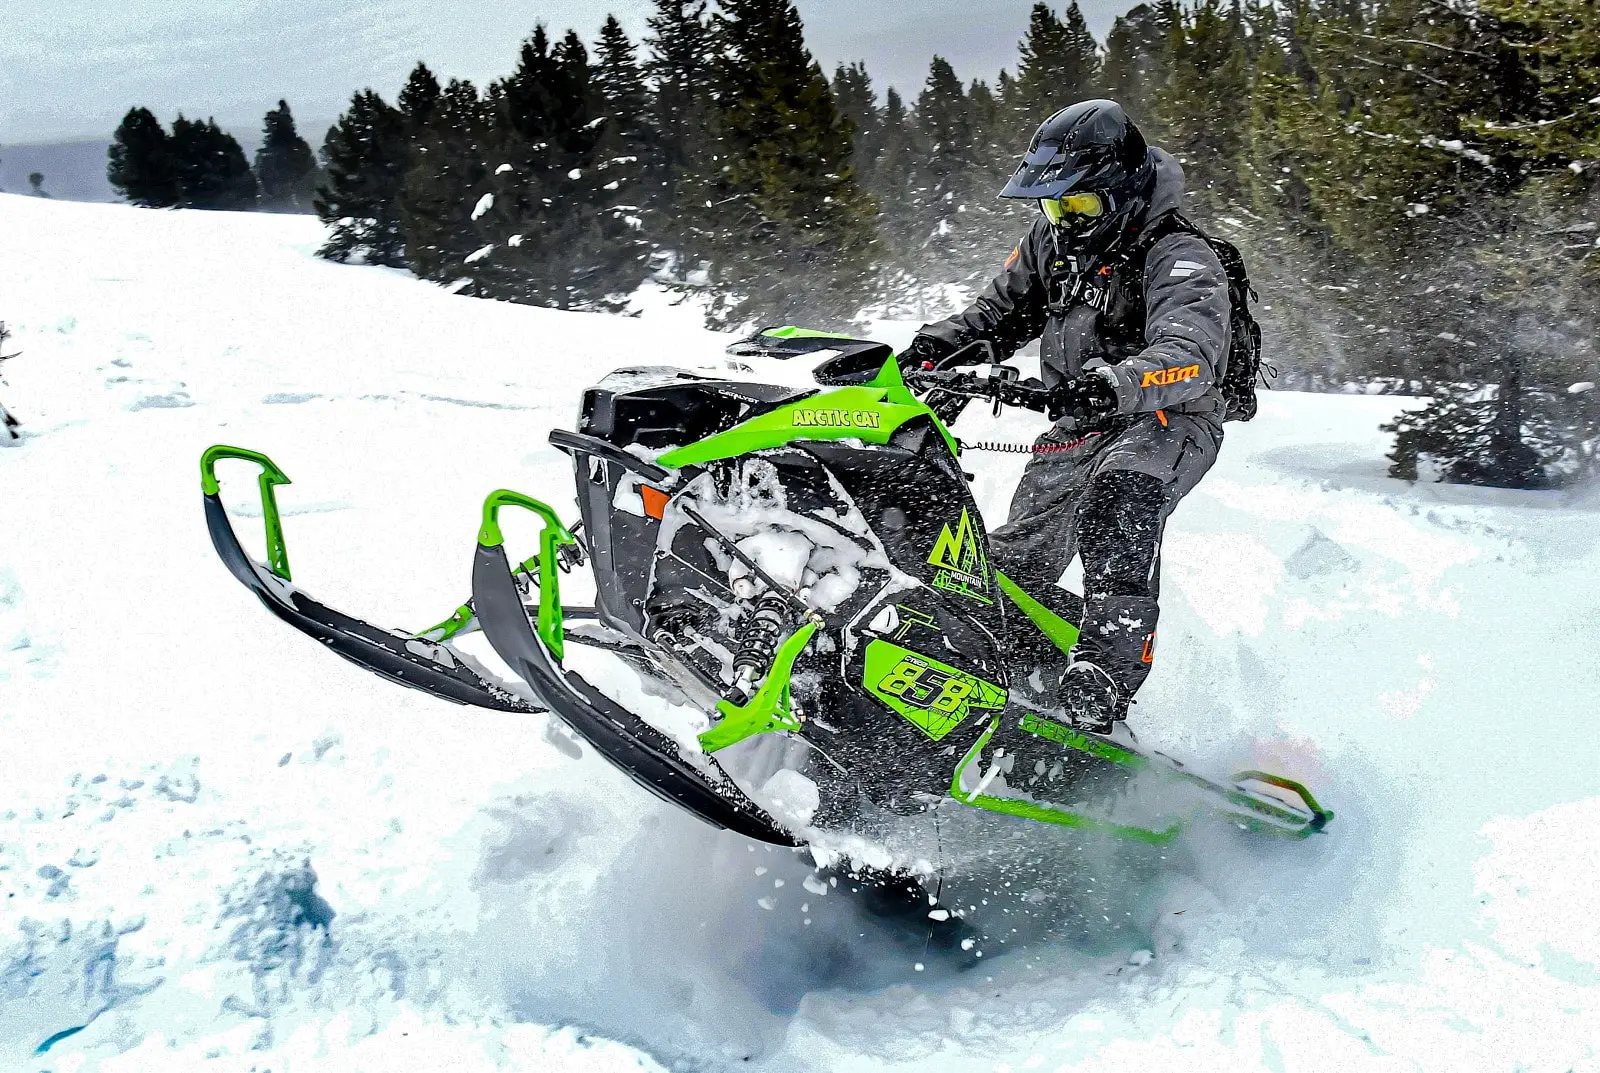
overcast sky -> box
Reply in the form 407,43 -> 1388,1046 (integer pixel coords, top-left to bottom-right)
2,0 -> 1134,146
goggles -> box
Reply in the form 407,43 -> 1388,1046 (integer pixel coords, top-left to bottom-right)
1039,191 -> 1106,225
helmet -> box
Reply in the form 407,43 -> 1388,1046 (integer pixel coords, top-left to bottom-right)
1001,99 -> 1155,253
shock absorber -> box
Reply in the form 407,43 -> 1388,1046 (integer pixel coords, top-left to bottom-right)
732,592 -> 789,694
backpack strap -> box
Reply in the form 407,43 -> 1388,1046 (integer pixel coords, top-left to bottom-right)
1109,211 -> 1195,309
1043,212 -> 1195,316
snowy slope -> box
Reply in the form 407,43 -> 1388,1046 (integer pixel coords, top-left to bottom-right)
2,192 -> 1597,1072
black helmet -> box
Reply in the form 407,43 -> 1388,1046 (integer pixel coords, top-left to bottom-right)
1001,99 -> 1155,253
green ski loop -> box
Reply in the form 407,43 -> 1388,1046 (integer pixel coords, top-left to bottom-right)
200,444 -> 293,581
699,621 -> 819,753
478,490 -> 577,660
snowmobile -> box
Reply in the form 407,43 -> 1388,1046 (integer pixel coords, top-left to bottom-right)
199,328 -> 1331,854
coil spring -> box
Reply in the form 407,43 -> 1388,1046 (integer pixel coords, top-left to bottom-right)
733,592 -> 790,678
961,431 -> 1102,455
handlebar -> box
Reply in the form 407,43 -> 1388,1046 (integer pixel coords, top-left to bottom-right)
902,364 -> 1056,415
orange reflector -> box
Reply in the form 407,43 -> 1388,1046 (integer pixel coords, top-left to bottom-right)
640,485 -> 670,520
1155,409 -> 1168,427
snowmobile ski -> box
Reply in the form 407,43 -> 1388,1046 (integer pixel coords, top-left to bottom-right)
200,447 -> 796,847
468,489 -> 798,846
201,446 -> 538,714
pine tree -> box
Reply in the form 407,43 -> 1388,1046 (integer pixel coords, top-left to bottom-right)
1370,0 -> 1600,486
255,100 -> 319,212
1015,2 -> 1102,119
1156,0 -> 1250,206
1103,2 -> 1177,129
170,117 -> 259,210
589,15 -> 659,300
701,0 -> 877,326
412,25 -> 636,310
397,62 -> 443,132
645,0 -> 719,275
398,77 -> 499,287
831,62 -> 883,175
316,90 -> 411,265
108,107 -> 180,207
27,173 -> 50,197
1476,0 -> 1600,163
916,56 -> 978,276
867,85 -> 928,314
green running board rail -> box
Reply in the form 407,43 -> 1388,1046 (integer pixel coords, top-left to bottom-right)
951,711 -> 1334,842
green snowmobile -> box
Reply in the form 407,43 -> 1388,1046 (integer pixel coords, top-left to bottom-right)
199,328 -> 1330,854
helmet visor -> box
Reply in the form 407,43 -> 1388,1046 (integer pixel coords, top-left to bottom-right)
1040,191 -> 1106,226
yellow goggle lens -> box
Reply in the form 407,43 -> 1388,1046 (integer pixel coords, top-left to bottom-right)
1040,192 -> 1106,224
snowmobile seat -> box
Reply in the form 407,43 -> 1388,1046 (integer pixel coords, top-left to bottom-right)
579,367 -> 812,451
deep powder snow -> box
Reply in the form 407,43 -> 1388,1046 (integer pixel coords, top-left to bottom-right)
1,193 -> 1597,1071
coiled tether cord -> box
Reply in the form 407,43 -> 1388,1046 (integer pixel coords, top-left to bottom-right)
959,431 -> 1102,455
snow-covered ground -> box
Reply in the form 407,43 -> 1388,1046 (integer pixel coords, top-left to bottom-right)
2,193 -> 1597,1071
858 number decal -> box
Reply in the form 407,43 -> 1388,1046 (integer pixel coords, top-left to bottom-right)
877,656 -> 975,714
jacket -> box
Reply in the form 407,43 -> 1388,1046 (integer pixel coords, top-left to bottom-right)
918,149 -> 1230,425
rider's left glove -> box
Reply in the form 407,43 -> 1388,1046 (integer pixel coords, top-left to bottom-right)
1047,372 -> 1119,422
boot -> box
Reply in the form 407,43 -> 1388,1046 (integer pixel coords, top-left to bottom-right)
1057,660 -> 1126,734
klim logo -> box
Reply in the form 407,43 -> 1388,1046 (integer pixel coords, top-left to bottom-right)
791,408 -> 882,428
1141,364 -> 1201,389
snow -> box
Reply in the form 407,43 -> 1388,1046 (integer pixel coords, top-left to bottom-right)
470,193 -> 494,221
3,193 -> 1600,1070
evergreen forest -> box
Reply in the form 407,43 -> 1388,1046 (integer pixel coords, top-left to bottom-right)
102,0 -> 1600,488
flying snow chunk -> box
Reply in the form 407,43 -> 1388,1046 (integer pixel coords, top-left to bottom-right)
471,193 -> 494,220
495,163 -> 513,175
508,234 -> 525,248
568,168 -> 582,180
464,245 -> 494,264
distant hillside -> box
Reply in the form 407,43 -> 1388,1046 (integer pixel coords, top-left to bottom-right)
2,122 -> 327,205
0,139 -> 118,202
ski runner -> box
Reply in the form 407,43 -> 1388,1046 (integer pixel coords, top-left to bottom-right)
901,99 -> 1231,734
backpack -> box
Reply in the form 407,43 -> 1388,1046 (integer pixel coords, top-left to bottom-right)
1118,212 -> 1268,422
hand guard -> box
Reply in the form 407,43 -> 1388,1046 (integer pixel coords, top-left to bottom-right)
1048,373 -> 1119,423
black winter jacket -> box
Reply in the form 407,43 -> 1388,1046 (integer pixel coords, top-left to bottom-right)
919,149 -> 1230,425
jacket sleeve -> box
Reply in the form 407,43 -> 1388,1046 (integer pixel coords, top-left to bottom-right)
917,224 -> 1050,360
1096,232 -> 1231,413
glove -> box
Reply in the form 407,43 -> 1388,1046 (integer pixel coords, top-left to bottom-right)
899,335 -> 973,426
1048,373 -> 1119,423
898,333 -> 958,370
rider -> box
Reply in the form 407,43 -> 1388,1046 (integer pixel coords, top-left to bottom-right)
902,99 -> 1230,733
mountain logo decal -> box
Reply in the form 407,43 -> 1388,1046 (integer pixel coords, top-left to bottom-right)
927,507 -> 991,604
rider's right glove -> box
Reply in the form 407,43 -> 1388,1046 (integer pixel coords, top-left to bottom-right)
899,334 -> 971,427
1048,372 -> 1119,422
898,333 -> 958,370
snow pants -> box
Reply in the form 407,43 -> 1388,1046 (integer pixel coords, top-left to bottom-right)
989,410 -> 1221,704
